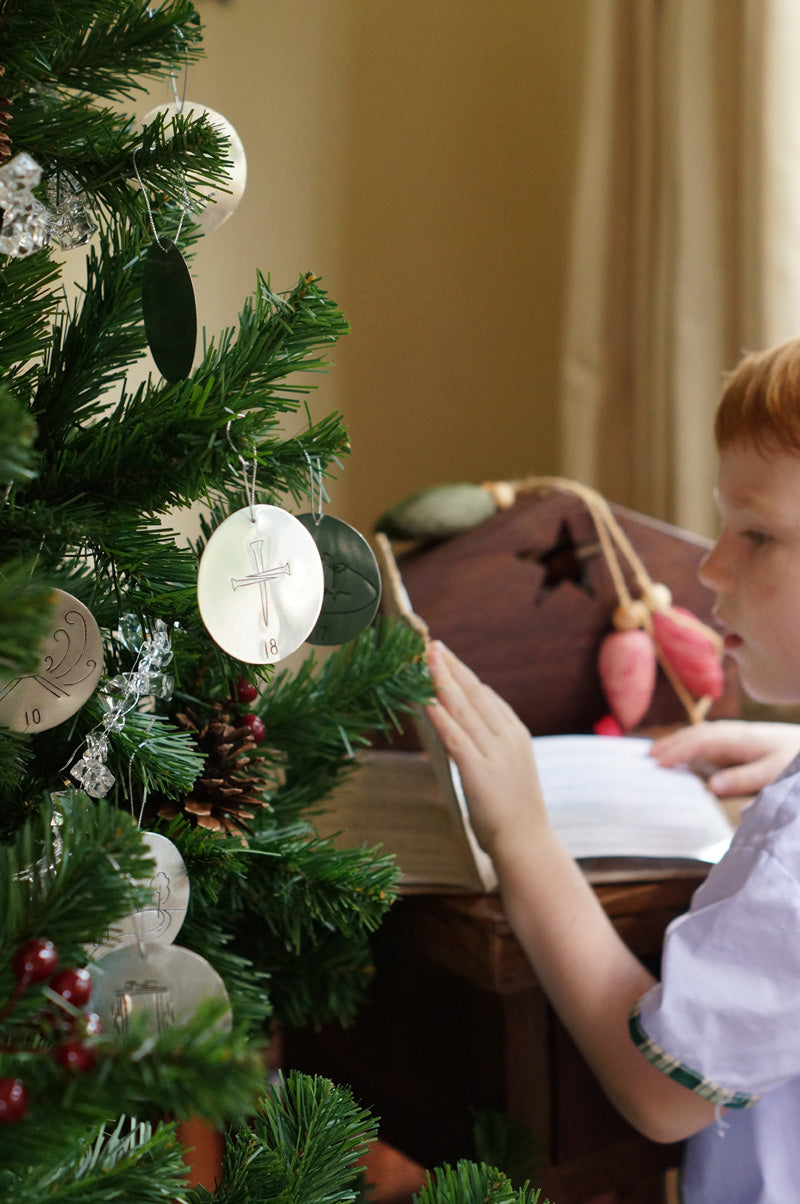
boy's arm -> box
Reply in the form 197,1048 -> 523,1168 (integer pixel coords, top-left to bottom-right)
651,719 -> 800,797
425,641 -> 717,1145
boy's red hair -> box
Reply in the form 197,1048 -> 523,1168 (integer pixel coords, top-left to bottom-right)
715,336 -> 800,453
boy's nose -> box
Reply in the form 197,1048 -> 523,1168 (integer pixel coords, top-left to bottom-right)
697,541 -> 727,593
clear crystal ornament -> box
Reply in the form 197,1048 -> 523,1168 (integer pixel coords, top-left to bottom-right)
0,152 -> 48,258
86,732 -> 109,758
119,614 -> 145,651
71,747 -> 115,798
104,674 -> 130,696
71,611 -> 176,800
81,760 -> 115,798
129,670 -> 151,695
148,671 -> 174,700
44,170 -> 98,250
103,701 -> 128,732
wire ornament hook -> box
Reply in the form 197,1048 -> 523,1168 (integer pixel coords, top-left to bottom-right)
226,418 -> 259,522
304,451 -> 326,526
132,146 -> 166,252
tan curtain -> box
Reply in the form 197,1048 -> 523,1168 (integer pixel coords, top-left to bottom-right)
559,0 -> 800,537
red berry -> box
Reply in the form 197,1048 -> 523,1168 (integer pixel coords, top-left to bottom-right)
236,676 -> 258,704
80,1012 -> 103,1039
49,967 -> 92,1008
56,1009 -> 103,1040
12,938 -> 58,985
0,1078 -> 27,1123
242,713 -> 266,743
55,1041 -> 96,1073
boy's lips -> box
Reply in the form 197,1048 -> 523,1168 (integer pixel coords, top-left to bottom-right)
714,614 -> 742,652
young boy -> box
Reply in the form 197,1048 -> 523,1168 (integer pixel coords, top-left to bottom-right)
425,336 -> 800,1204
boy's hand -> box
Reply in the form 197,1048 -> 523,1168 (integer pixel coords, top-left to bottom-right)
651,719 -> 800,796
424,640 -> 548,857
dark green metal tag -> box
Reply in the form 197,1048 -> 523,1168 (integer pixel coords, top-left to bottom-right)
142,238 -> 197,382
296,513 -> 382,645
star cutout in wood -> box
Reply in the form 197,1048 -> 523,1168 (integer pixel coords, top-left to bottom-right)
517,519 -> 600,600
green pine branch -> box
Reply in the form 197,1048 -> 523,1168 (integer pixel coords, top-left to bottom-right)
0,386 -> 38,487
0,389 -> 56,701
237,827 -> 398,952
24,268 -> 349,517
0,734 -> 36,841
1,1 -> 204,101
0,794 -> 156,984
254,620 -> 431,826
0,798 -> 267,1188
194,1070 -> 377,1204
470,1109 -> 544,1190
0,1117 -> 190,1204
0,568 -> 56,685
244,916 -> 380,1032
9,100 -> 234,231
0,999 -> 265,1174
31,223 -> 152,438
416,1162 -> 547,1204
225,826 -> 396,1030
200,272 -> 351,401
0,253 -> 63,389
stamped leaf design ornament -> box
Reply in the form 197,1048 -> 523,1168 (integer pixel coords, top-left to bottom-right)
295,513 -> 381,645
0,590 -> 103,733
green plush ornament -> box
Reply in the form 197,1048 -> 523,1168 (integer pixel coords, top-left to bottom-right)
375,482 -> 498,542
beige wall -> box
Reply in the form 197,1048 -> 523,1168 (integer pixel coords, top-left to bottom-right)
165,0 -> 586,536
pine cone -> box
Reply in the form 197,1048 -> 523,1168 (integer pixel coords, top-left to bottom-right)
0,67 -> 10,164
159,701 -> 270,835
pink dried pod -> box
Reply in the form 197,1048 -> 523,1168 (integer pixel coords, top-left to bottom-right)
651,606 -> 724,700
597,628 -> 657,732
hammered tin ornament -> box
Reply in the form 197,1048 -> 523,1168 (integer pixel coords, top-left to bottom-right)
197,504 -> 325,663
88,832 -> 190,958
141,238 -> 197,381
0,589 -> 103,733
139,102 -> 248,234
91,942 -> 231,1038
296,513 -> 382,645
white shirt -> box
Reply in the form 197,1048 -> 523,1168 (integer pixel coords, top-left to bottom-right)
631,754 -> 800,1203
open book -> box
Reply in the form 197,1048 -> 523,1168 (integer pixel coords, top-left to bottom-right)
317,728 -> 736,893
318,532 -> 736,892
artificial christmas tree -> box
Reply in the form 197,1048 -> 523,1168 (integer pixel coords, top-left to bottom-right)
0,3 -> 550,1201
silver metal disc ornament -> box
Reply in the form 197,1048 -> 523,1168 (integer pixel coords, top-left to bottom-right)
197,505 -> 325,663
91,942 -> 231,1038
296,514 -> 382,645
87,832 -> 190,958
0,589 -> 104,733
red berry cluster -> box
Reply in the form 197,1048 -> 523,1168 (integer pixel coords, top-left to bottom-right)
0,938 -> 101,1123
236,676 -> 265,744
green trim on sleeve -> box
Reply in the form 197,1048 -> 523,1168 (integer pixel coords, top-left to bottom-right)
628,999 -> 758,1111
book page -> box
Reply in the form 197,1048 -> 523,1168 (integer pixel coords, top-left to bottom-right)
529,734 -> 734,864
316,749 -> 496,892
